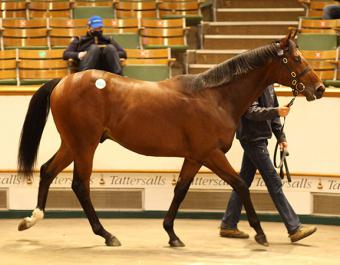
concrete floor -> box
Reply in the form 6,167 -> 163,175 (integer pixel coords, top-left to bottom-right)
0,218 -> 339,265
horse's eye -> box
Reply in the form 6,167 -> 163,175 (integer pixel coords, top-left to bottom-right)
294,56 -> 301,63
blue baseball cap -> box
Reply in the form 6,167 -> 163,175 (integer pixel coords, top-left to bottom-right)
88,16 -> 103,29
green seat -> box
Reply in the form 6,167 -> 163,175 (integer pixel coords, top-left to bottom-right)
142,44 -> 188,51
0,79 -> 17,85
122,48 -> 173,81
161,15 -> 203,27
73,7 -> 114,19
323,80 -> 340,87
158,2 -> 203,26
19,80 -> 50,85
111,34 -> 140,49
123,65 -> 170,81
297,33 -> 338,50
4,46 -> 49,50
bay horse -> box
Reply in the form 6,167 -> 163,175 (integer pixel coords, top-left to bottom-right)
17,31 -> 324,247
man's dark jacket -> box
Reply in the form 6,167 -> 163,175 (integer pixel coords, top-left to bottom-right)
236,85 -> 286,143
63,32 -> 127,61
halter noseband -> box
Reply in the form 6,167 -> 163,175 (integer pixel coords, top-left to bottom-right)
281,56 -> 311,96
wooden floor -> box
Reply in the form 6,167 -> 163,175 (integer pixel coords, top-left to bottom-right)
1,218 -> 339,265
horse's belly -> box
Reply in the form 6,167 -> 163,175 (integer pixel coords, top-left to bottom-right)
113,131 -> 187,157
106,94 -> 234,158
110,115 -> 189,157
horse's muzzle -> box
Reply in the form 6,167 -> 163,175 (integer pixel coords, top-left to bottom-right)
315,85 -> 325,99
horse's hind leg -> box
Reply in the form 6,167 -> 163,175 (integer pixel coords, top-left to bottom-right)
18,141 -> 73,231
72,149 -> 120,247
163,159 -> 201,247
204,150 -> 268,246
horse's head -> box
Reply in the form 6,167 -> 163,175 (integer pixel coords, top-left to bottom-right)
276,30 -> 325,101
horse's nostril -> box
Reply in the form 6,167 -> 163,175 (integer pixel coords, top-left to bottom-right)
317,85 -> 325,93
316,85 -> 325,99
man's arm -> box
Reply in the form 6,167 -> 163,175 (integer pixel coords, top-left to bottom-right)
271,94 -> 287,143
271,116 -> 287,143
245,94 -> 289,143
244,100 -> 280,121
63,37 -> 81,61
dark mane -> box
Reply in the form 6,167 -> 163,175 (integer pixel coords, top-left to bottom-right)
191,43 -> 280,90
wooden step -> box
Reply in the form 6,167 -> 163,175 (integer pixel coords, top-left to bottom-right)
203,21 -> 298,35
216,0 -> 302,8
187,64 -> 214,74
216,8 -> 305,21
203,35 -> 284,49
188,49 -> 247,64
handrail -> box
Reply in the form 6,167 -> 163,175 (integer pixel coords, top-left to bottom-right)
1,85 -> 340,97
2,169 -> 340,178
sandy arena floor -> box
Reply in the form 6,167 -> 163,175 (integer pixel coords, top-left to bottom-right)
0,218 -> 339,265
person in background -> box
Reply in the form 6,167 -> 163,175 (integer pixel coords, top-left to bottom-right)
323,0 -> 340,19
63,15 -> 126,75
219,85 -> 317,243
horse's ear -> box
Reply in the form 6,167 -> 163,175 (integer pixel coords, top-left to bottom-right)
280,29 -> 297,50
288,39 -> 299,56
289,28 -> 298,40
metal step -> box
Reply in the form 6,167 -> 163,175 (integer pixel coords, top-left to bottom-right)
216,8 -> 305,21
216,0 -> 302,8
203,21 -> 298,35
203,35 -> 284,49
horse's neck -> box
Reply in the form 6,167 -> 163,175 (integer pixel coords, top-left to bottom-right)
221,61 -> 278,122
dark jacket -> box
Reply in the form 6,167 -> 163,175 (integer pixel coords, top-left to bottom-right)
63,32 -> 127,61
236,85 -> 286,143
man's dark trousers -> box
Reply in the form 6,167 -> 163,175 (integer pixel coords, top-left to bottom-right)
221,140 -> 300,234
78,44 -> 122,75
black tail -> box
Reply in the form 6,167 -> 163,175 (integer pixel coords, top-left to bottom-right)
18,78 -> 61,178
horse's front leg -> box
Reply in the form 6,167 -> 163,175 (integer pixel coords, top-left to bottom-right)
163,159 -> 201,247
204,149 -> 268,246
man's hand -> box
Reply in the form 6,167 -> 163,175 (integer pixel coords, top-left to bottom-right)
277,106 -> 290,117
78,51 -> 87,60
279,141 -> 288,151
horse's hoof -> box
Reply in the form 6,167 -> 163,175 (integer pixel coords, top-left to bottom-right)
169,239 -> 185,247
255,234 -> 269,246
105,236 -> 121,247
18,219 -> 30,231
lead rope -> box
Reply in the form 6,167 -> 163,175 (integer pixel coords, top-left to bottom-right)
273,97 -> 295,182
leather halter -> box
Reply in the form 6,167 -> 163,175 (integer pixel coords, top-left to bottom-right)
281,56 -> 311,96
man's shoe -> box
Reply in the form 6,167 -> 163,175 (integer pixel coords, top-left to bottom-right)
289,225 -> 317,243
219,228 -> 249,239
